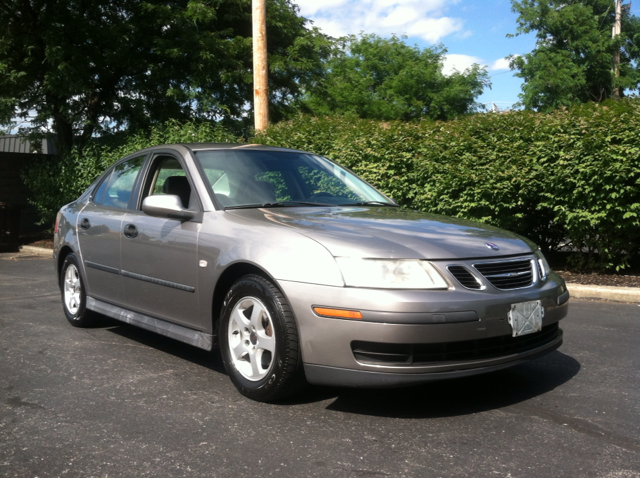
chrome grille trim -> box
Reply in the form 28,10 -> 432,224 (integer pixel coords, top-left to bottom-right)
473,258 -> 536,290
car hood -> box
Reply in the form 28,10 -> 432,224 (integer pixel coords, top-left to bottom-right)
225,207 -> 536,260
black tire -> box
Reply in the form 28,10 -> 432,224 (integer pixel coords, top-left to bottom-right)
60,253 -> 96,327
219,274 -> 306,402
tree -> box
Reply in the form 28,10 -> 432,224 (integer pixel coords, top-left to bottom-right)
301,34 -> 489,121
0,0 -> 331,155
509,0 -> 640,111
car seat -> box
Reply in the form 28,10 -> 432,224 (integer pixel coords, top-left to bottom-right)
163,176 -> 191,208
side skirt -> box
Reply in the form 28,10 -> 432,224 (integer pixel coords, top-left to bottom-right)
87,297 -> 213,351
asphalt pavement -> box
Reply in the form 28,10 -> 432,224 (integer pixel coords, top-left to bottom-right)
1,253 -> 639,478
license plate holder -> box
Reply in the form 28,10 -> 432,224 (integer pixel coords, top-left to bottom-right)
508,300 -> 544,337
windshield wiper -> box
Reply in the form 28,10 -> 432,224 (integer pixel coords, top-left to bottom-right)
225,201 -> 335,210
338,201 -> 399,207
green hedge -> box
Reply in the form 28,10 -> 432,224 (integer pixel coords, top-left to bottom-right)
23,102 -> 640,271
256,102 -> 640,271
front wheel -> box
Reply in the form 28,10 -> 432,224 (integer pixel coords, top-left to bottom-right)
60,253 -> 96,327
219,274 -> 306,402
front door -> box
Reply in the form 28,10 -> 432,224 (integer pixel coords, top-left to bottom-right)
119,154 -> 202,330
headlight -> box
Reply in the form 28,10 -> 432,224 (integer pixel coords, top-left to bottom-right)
335,258 -> 448,289
535,250 -> 551,281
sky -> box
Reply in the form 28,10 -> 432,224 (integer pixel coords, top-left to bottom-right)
293,0 -> 538,110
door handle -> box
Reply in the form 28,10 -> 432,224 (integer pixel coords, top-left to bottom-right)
123,223 -> 139,239
80,218 -> 91,230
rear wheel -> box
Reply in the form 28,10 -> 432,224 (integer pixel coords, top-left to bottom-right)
60,253 -> 96,327
219,274 -> 306,402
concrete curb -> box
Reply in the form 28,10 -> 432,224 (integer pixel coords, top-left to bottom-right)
20,245 -> 54,257
0,245 -> 53,261
566,283 -> 640,304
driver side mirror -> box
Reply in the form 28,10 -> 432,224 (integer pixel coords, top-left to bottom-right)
142,195 -> 195,221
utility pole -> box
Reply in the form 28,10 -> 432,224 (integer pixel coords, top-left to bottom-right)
612,0 -> 622,99
253,0 -> 268,132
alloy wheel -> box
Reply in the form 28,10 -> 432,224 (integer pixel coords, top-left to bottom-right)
227,296 -> 276,381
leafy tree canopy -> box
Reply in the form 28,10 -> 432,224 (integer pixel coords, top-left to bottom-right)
301,34 -> 489,121
0,0 -> 331,154
509,0 -> 640,111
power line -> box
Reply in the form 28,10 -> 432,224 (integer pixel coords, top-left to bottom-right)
488,70 -> 514,78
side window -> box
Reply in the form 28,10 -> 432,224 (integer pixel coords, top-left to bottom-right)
92,173 -> 111,205
147,157 -> 192,209
94,156 -> 144,209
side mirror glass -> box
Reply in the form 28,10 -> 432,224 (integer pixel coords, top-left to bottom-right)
142,195 -> 194,221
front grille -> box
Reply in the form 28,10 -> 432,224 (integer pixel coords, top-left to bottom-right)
447,265 -> 482,289
352,323 -> 560,366
473,259 -> 534,290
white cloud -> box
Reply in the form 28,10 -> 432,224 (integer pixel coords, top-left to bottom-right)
442,54 -> 485,76
310,18 -> 350,38
407,17 -> 464,43
294,0 -> 348,17
490,57 -> 511,71
382,7 -> 421,28
296,0 -> 464,43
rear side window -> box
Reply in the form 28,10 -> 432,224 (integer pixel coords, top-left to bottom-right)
92,174 -> 110,205
93,156 -> 145,209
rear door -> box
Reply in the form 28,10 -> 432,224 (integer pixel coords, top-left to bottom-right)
119,153 -> 202,329
77,155 -> 146,303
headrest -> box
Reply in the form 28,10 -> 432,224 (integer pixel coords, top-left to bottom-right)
162,176 -> 191,208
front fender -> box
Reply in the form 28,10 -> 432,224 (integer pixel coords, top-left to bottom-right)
203,212 -> 344,287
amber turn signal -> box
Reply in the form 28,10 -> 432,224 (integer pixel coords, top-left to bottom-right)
313,307 -> 363,319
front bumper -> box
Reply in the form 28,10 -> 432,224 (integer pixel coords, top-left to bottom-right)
278,274 -> 569,388
304,330 -> 562,388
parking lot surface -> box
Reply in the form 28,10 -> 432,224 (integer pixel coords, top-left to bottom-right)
1,255 -> 639,478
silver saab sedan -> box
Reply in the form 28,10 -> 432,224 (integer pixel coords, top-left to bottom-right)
54,143 -> 569,402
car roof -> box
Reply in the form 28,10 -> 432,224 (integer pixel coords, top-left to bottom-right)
133,143 -> 309,155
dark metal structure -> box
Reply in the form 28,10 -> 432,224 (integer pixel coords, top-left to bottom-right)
0,135 -> 56,250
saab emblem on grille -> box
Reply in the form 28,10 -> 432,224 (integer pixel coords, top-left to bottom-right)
485,242 -> 500,251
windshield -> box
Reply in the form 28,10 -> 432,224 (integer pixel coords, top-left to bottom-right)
194,150 -> 395,209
